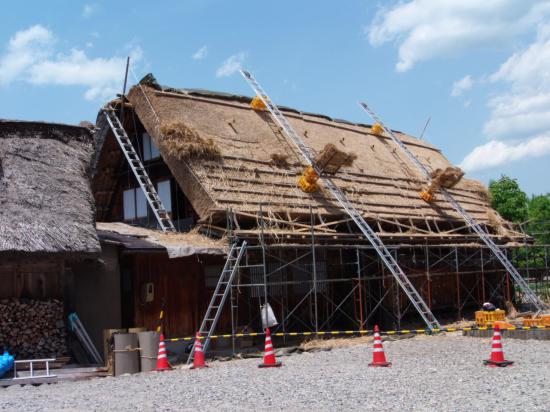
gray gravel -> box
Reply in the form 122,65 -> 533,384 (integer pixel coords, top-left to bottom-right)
1,334 -> 550,411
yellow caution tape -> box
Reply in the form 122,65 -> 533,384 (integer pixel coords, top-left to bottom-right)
164,325 -> 550,342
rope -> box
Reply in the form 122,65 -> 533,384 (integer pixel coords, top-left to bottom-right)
112,346 -> 142,353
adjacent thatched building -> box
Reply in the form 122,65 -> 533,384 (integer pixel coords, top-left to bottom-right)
0,120 -> 100,358
92,74 -> 527,337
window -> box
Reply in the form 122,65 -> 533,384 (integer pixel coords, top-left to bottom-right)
123,188 -> 148,220
157,180 -> 172,213
123,189 -> 135,220
142,132 -> 160,161
136,189 -> 147,218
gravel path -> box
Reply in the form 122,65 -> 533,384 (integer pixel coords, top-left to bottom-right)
1,334 -> 549,411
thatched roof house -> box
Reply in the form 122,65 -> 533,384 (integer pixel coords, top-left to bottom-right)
0,120 -> 100,256
93,74 -> 520,243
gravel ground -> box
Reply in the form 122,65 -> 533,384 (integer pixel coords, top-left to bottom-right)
1,334 -> 550,411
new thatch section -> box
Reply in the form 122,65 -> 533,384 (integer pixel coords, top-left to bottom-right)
93,73 -> 520,242
0,120 -> 100,256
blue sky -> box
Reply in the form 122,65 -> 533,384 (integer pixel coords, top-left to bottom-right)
1,1 -> 550,195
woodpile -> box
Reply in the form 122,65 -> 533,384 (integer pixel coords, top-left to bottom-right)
0,298 -> 68,359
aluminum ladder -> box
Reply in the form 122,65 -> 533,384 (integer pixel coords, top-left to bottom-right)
187,241 -> 248,364
240,70 -> 441,330
359,102 -> 548,314
103,107 -> 176,232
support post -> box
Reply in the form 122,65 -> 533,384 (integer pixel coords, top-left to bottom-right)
480,248 -> 486,302
393,249 -> 401,330
119,56 -> 130,123
310,206 -> 319,333
355,248 -> 364,329
259,204 -> 268,330
455,247 -> 461,319
425,245 -> 432,308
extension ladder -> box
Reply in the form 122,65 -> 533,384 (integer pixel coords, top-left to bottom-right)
187,241 -> 249,364
240,70 -> 441,330
359,102 -> 548,314
103,107 -> 176,232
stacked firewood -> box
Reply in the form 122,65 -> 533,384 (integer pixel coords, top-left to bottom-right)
0,298 -> 68,359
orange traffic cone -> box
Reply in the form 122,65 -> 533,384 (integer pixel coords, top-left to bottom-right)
483,324 -> 513,367
190,332 -> 208,369
156,334 -> 172,371
258,328 -> 282,368
369,325 -> 391,367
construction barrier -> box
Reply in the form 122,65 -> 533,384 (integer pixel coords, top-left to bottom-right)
166,325 -> 550,342
475,310 -> 506,327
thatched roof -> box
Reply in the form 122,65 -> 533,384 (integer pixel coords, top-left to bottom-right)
93,74 -> 519,241
0,120 -> 100,256
97,222 -> 226,258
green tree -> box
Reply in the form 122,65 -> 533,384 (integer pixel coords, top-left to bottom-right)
488,175 -> 528,223
527,194 -> 550,244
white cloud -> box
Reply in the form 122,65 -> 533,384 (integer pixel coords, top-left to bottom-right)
28,47 -> 142,100
483,92 -> 550,139
0,25 -> 54,85
367,0 -> 550,72
216,52 -> 246,78
460,135 -> 550,171
482,25 -> 550,140
464,100 -> 472,108
451,75 -> 474,97
0,25 -> 142,100
192,46 -> 208,60
461,24 -> 550,171
82,4 -> 97,18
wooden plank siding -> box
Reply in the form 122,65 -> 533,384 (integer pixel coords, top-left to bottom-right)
130,254 -> 227,338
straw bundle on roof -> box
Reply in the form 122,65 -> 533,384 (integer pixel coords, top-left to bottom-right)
314,143 -> 357,174
160,121 -> 221,161
269,153 -> 291,169
427,166 -> 465,193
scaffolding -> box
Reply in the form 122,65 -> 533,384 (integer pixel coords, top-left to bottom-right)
213,206 -> 550,344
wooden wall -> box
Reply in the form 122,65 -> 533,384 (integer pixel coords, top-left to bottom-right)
131,253 -> 225,338
0,259 -> 64,299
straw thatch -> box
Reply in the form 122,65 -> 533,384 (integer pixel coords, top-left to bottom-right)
93,74 -> 515,238
0,120 -> 100,256
159,121 -> 221,161
270,153 -> 291,169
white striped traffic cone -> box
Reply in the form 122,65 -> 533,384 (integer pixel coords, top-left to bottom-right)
368,325 -> 391,367
258,328 -> 282,368
191,332 -> 208,369
156,334 -> 172,371
483,324 -> 513,367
